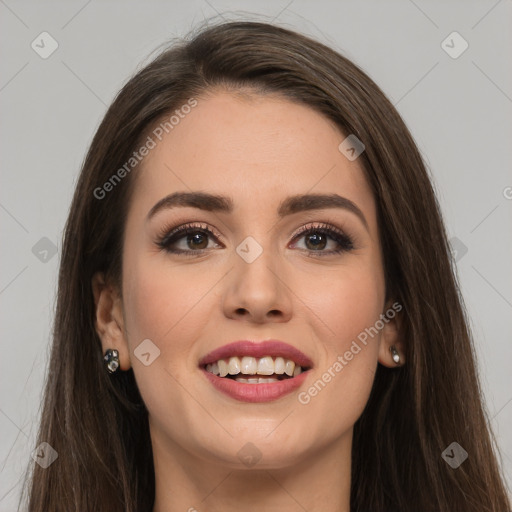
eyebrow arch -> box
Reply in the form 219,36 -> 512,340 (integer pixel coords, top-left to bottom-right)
146,191 -> 369,231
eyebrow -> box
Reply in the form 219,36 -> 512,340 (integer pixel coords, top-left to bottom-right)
146,191 -> 369,231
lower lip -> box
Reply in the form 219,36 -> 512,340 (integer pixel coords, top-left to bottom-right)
201,368 -> 309,403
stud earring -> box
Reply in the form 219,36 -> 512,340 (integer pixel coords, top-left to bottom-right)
104,348 -> 120,373
390,345 -> 401,365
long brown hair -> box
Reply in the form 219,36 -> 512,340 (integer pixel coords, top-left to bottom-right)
20,19 -> 510,511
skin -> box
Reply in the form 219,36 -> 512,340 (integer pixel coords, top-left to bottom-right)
92,90 -> 405,512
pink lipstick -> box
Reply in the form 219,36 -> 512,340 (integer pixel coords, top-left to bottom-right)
199,340 -> 313,403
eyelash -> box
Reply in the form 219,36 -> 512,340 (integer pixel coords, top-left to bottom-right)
155,221 -> 355,257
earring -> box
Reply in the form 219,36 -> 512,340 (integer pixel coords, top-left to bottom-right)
390,345 -> 401,365
104,349 -> 120,373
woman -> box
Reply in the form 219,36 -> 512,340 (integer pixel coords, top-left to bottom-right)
20,19 -> 510,511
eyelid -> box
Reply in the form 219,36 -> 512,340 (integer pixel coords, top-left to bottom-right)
155,217 -> 358,254
291,221 -> 348,241
156,221 -> 225,247
290,221 -> 355,251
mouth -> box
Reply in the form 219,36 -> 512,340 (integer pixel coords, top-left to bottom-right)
203,355 -> 309,383
199,340 -> 313,402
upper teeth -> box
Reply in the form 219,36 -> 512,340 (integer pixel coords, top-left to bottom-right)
206,356 -> 303,377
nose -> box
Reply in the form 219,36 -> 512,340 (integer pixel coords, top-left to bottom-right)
222,245 -> 293,324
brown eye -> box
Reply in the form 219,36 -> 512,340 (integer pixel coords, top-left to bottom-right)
304,232 -> 328,251
182,231 -> 209,250
156,222 -> 354,257
291,224 -> 354,256
156,223 -> 222,256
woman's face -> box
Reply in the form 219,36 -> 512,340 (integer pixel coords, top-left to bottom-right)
95,90 -> 401,469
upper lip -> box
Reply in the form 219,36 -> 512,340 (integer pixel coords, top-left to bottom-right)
199,340 -> 313,368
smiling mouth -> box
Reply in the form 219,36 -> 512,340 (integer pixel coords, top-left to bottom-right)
203,355 -> 310,384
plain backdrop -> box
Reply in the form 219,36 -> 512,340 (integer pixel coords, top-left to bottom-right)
1,0 -> 511,509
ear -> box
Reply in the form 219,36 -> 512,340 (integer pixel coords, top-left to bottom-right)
377,299 -> 406,368
91,271 -> 131,371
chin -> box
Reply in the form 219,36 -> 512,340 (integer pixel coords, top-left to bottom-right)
189,424 -> 318,470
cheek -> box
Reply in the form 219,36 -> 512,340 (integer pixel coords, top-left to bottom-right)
123,255 -> 205,360
294,262 -> 384,426
121,255 -> 208,432
303,259 -> 385,354
123,261 -> 178,345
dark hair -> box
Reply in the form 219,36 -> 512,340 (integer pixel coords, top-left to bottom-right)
20,19 -> 510,511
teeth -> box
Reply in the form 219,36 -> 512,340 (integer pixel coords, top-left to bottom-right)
206,356 -> 305,378
285,360 -> 295,377
240,356 -> 257,375
274,357 -> 285,374
257,356 -> 274,375
235,377 -> 280,383
218,359 -> 229,377
228,356 -> 241,375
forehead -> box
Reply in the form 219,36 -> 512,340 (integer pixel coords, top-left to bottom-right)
129,91 -> 376,227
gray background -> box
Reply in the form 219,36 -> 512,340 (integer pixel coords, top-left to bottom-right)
1,0 -> 511,509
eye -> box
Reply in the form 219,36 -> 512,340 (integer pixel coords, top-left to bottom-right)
155,221 -> 355,257
156,222 -> 222,256
290,223 -> 354,256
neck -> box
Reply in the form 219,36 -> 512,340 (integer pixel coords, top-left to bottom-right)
151,428 -> 352,512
